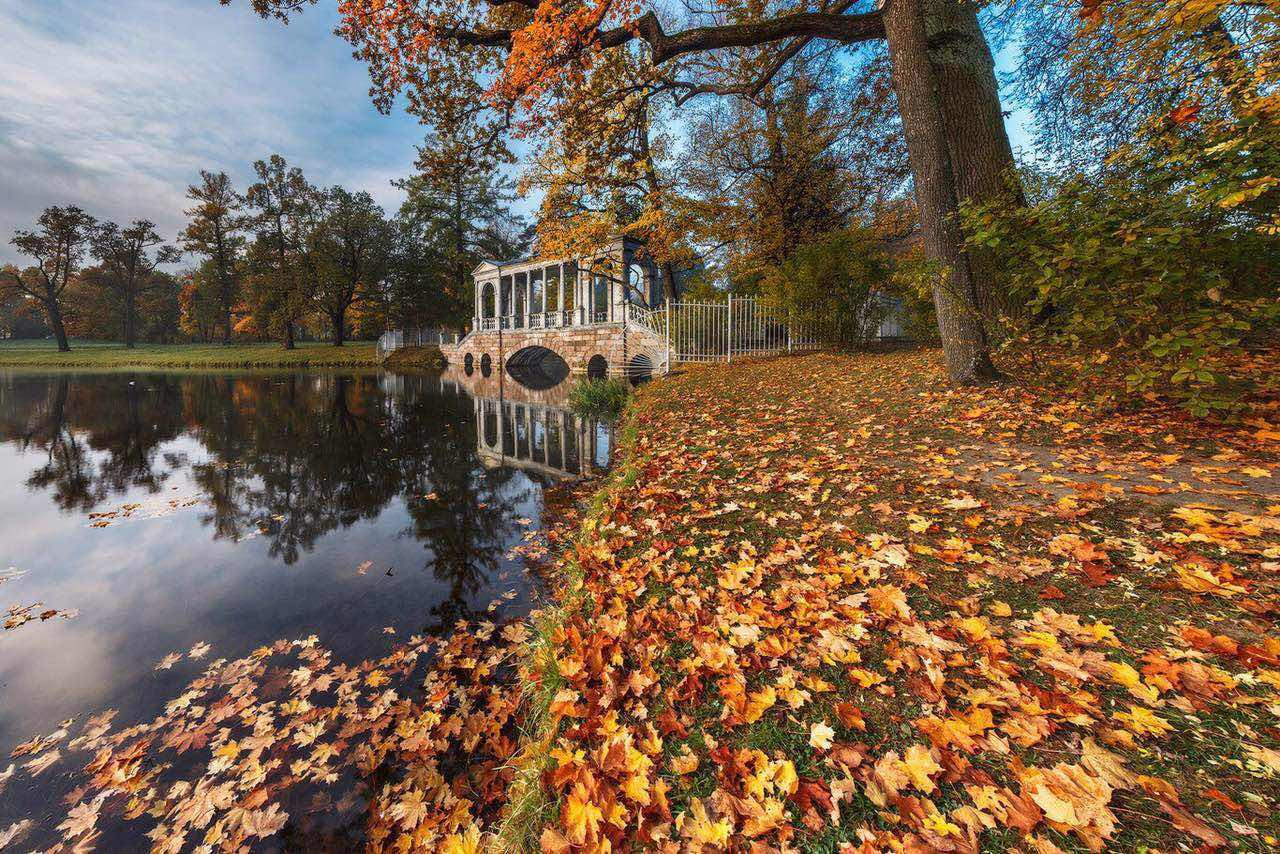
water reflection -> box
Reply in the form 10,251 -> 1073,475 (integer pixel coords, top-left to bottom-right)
0,367 -> 612,821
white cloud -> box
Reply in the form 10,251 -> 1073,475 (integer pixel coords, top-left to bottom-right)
0,0 -> 424,266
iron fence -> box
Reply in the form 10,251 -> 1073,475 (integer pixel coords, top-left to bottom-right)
376,328 -> 461,356
650,296 -> 824,365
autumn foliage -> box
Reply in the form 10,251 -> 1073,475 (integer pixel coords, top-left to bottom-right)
6,348 -> 1280,850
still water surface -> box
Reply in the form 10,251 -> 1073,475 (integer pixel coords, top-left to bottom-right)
0,367 -> 610,837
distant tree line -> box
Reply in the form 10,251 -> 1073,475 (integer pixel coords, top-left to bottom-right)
2,144 -> 530,350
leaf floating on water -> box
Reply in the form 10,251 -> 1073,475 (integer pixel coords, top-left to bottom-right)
0,819 -> 32,848
356,559 -> 374,576
23,749 -> 61,775
154,652 -> 182,671
187,641 -> 210,659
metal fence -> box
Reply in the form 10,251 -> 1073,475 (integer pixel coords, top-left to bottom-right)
376,328 -> 461,356
648,296 -> 822,365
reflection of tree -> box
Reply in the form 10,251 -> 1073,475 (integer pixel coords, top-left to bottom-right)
389,375 -> 532,629
0,373 -> 184,512
193,375 -> 402,564
0,369 -> 550,620
84,377 -> 184,495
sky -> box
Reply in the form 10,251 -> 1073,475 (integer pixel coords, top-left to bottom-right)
0,0 -> 426,267
0,0 -> 1034,270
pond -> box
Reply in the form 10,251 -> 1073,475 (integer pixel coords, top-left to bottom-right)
0,366 -> 611,846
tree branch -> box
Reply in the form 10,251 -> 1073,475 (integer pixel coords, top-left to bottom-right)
440,8 -> 885,60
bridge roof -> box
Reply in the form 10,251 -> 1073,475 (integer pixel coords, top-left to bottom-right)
471,237 -> 648,278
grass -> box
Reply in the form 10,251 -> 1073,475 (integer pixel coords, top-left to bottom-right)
567,377 -> 630,418
496,408 -> 645,852
382,345 -> 445,370
0,339 -> 379,369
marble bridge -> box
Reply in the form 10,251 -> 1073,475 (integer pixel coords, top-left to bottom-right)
439,237 -> 672,380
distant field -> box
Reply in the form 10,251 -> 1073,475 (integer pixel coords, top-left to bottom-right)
0,339 -> 380,369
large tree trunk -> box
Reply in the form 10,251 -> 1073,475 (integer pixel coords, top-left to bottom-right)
46,294 -> 70,352
332,311 -> 345,346
283,321 -> 295,350
884,0 -> 999,384
124,289 -> 137,348
925,0 -> 1021,326
223,303 -> 233,345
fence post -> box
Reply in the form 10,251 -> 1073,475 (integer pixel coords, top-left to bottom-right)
665,300 -> 671,373
726,294 -> 733,363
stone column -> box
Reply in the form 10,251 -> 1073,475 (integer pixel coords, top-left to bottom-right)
557,267 -> 564,325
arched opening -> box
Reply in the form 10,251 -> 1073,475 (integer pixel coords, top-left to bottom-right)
481,282 -> 495,319
480,353 -> 492,377
506,346 -> 570,390
587,354 -> 608,380
627,353 -> 653,385
464,352 -> 474,375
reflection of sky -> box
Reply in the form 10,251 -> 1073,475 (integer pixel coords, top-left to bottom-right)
0,372 -> 557,828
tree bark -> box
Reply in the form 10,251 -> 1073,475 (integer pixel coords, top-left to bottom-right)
883,0 -> 998,384
924,0 -> 1021,325
284,321 -> 295,350
332,311 -> 345,346
124,289 -> 137,348
46,294 -> 70,352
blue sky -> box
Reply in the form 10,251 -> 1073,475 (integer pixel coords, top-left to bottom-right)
0,0 -> 426,266
0,0 -> 1033,268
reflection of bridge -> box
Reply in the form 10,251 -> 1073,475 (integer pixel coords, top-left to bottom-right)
380,369 -> 613,480
475,397 -> 611,479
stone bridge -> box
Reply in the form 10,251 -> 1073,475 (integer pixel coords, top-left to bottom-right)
438,237 -> 673,380
439,320 -> 666,381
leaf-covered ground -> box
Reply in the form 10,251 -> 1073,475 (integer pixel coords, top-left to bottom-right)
5,347 -> 1280,851
533,349 -> 1280,851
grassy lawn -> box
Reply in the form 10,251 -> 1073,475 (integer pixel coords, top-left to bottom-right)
0,338 -> 379,368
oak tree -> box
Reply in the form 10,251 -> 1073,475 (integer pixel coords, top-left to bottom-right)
90,220 -> 181,348
3,206 -> 98,351
311,187 -> 394,345
233,0 -> 1018,382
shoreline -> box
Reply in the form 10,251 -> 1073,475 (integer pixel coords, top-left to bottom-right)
0,341 -> 380,370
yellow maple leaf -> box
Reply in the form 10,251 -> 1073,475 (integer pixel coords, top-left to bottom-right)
899,743 -> 942,793
681,797 -> 732,846
808,721 -> 835,750
562,785 -> 603,844
440,824 -> 481,854
1114,705 -> 1174,737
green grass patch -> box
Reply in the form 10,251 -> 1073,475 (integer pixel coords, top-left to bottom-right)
0,340 -> 379,369
381,345 -> 444,370
567,377 -> 630,418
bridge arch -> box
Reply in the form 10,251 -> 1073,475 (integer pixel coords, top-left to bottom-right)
587,355 -> 608,380
506,346 -> 570,390
627,353 -> 653,384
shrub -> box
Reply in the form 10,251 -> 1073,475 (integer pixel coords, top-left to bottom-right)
758,228 -> 893,348
963,147 -> 1279,416
568,378 -> 629,418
